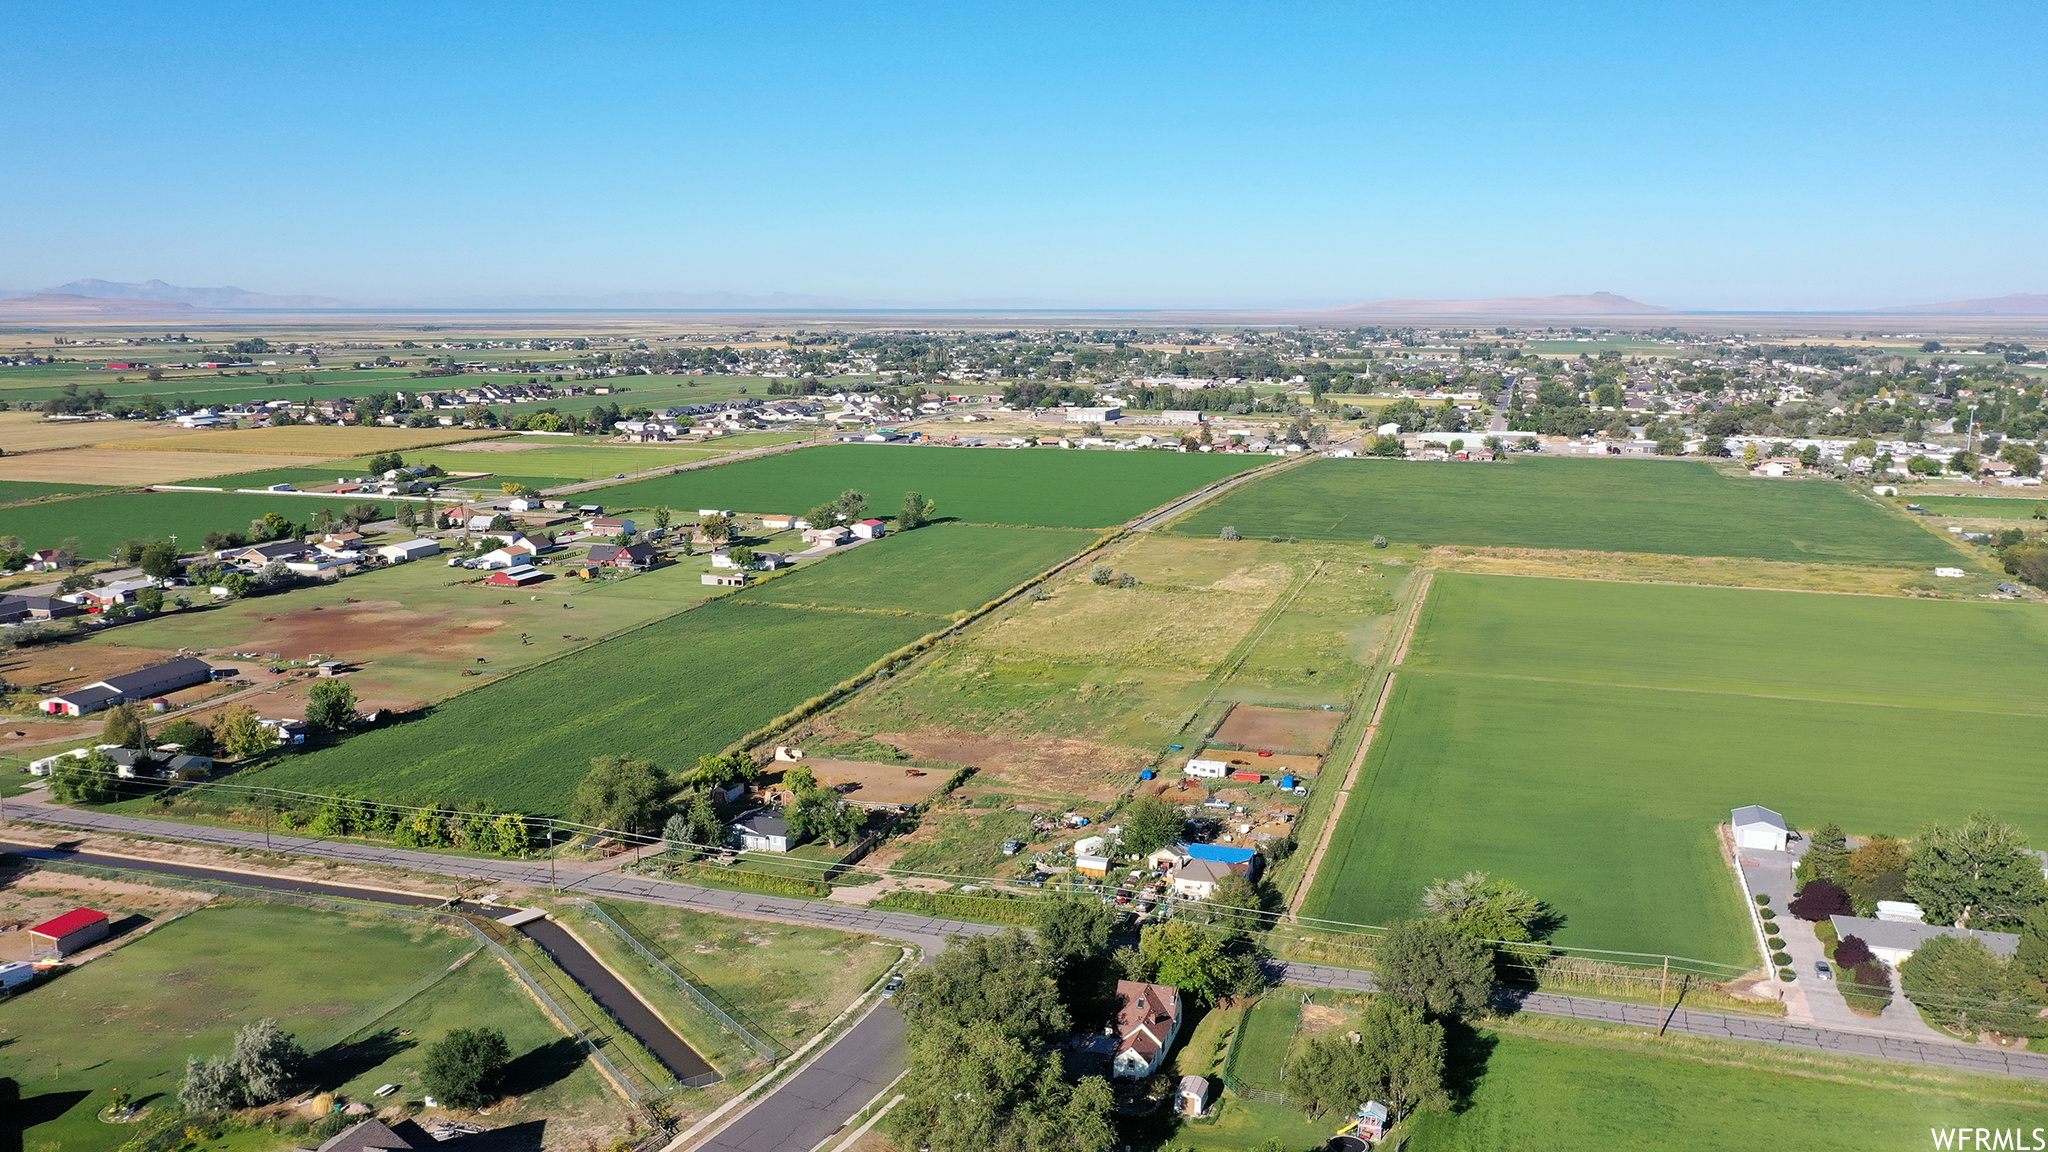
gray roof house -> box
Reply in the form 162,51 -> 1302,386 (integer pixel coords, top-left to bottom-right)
730,808 -> 792,853
1830,914 -> 2022,966
1731,805 -> 1789,852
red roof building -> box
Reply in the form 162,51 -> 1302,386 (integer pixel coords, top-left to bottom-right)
30,907 -> 110,957
1111,979 -> 1182,1079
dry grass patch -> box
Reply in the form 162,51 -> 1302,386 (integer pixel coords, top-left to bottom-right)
0,411 -> 182,451
0,447 -> 315,484
1427,544 -> 1960,595
110,425 -> 508,455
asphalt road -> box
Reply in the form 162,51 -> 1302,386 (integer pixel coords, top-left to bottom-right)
697,1004 -> 907,1152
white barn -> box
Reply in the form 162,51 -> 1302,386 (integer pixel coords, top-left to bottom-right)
1731,805 -> 1789,852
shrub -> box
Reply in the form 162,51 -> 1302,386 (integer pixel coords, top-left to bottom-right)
1371,535 -> 1389,549
1834,934 -> 1874,968
1841,959 -> 1894,1014
1771,951 -> 1793,966
1760,920 -> 1779,935
1787,879 -> 1852,921
1219,526 -> 1240,541
1766,937 -> 1786,950
1779,968 -> 1797,982
1753,893 -> 1771,906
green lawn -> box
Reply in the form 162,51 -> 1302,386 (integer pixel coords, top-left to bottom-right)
0,902 -> 472,1152
1403,1023 -> 2048,1151
245,600 -> 935,813
588,444 -> 1262,529
1906,494 -> 2048,520
1303,574 -> 2048,966
0,490 -> 391,555
1172,457 -> 1960,564
0,479 -> 109,506
734,525 -> 1091,616
1228,993 -> 1304,1093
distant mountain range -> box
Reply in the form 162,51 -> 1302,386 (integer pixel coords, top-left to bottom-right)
0,279 -> 351,310
1871,293 -> 2048,315
2,280 -> 2044,317
1330,291 -> 1673,317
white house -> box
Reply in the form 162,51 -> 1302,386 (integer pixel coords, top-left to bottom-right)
1830,915 -> 2021,967
1111,980 -> 1182,1079
851,519 -> 887,540
1731,805 -> 1789,852
1183,758 -> 1230,779
376,538 -> 440,563
730,808 -> 792,853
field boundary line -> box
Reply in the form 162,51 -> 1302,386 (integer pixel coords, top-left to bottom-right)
1430,563 -> 1996,599
1287,569 -> 1430,917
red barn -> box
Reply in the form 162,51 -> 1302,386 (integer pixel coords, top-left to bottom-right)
30,907 -> 110,958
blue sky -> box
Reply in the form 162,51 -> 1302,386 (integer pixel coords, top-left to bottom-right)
2,1 -> 2042,309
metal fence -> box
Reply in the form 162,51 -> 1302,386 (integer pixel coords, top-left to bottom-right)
580,900 -> 783,1063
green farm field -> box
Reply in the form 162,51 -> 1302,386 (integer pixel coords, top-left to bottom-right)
1173,457 -> 1960,564
1907,494 -> 2048,520
246,599 -> 937,813
590,444 -> 1262,529
1303,574 -> 2048,966
0,479 -> 109,506
0,900 -> 617,1152
735,525 -> 1091,616
1402,1018 -> 2048,1151
0,490 -> 393,556
192,442 -> 728,491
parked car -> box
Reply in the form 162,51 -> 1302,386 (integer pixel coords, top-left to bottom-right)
882,975 -> 904,998
1814,960 -> 1833,981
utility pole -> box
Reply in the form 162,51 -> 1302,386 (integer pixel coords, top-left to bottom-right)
1657,957 -> 1671,1036
263,806 -> 271,851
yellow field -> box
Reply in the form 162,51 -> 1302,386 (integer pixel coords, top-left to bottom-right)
108,425 -> 509,455
0,412 -> 186,452
0,447 -> 316,485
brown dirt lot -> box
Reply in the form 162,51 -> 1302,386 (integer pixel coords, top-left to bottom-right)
0,863 -> 212,961
873,728 -> 1147,804
1198,747 -> 1322,777
1210,703 -> 1344,754
770,758 -> 952,807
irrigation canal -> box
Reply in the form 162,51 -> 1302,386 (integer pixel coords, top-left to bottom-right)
0,839 -> 717,1084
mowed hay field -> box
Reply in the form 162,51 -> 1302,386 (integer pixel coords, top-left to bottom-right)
110,424 -> 508,454
0,478 -> 108,505
1305,573 -> 2048,966
1907,494 -> 2048,520
0,490 -> 396,556
248,599 -> 936,813
592,444 -> 1263,528
0,447 -> 317,485
735,525 -> 1092,616
1173,457 -> 1960,564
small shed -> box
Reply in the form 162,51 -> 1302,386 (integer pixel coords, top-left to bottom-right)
30,907 -> 110,958
1731,805 -> 1788,852
1177,1075 -> 1209,1117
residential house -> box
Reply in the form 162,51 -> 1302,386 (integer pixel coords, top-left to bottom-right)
760,514 -> 797,531
730,808 -> 792,853
0,594 -> 82,623
106,747 -> 212,780
223,541 -> 307,569
1170,857 -> 1237,900
1828,915 -> 2020,967
26,549 -> 69,572
39,656 -> 214,716
851,519 -> 887,540
376,538 -> 440,563
1731,805 -> 1789,852
1111,980 -> 1182,1079
585,542 -> 657,569
585,516 -> 636,535
801,525 -> 852,547
317,531 -> 366,554
73,578 -> 160,610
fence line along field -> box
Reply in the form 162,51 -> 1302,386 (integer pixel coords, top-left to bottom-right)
589,443 -> 1263,529
1172,456 -> 1962,565
0,490 -> 397,558
734,525 -> 1093,616
1304,573 -> 2048,967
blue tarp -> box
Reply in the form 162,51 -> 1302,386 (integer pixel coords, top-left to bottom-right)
1186,843 -> 1257,865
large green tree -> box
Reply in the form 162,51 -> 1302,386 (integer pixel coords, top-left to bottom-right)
1419,871 -> 1554,943
304,678 -> 358,733
889,1022 -> 1115,1152
1132,920 -> 1259,1006
1285,999 -> 1450,1121
571,754 -> 670,836
1905,814 -> 2048,929
1115,794 -> 1184,857
897,930 -> 1069,1045
1901,934 -> 2039,1035
1373,919 -> 1495,1017
422,1027 -> 512,1108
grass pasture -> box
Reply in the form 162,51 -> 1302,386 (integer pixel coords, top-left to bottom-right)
589,444 -> 1262,529
734,525 -> 1092,616
0,478 -> 108,505
1304,574 -> 2048,966
1402,1016 -> 2048,1151
245,599 -> 937,813
0,901 -> 502,1152
1172,457 -> 1960,564
0,490 -> 395,556
193,442 -> 733,492
1906,494 -> 2048,520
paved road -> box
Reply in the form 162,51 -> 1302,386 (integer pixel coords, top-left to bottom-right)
1269,961 -> 2048,1081
698,1005 -> 906,1152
